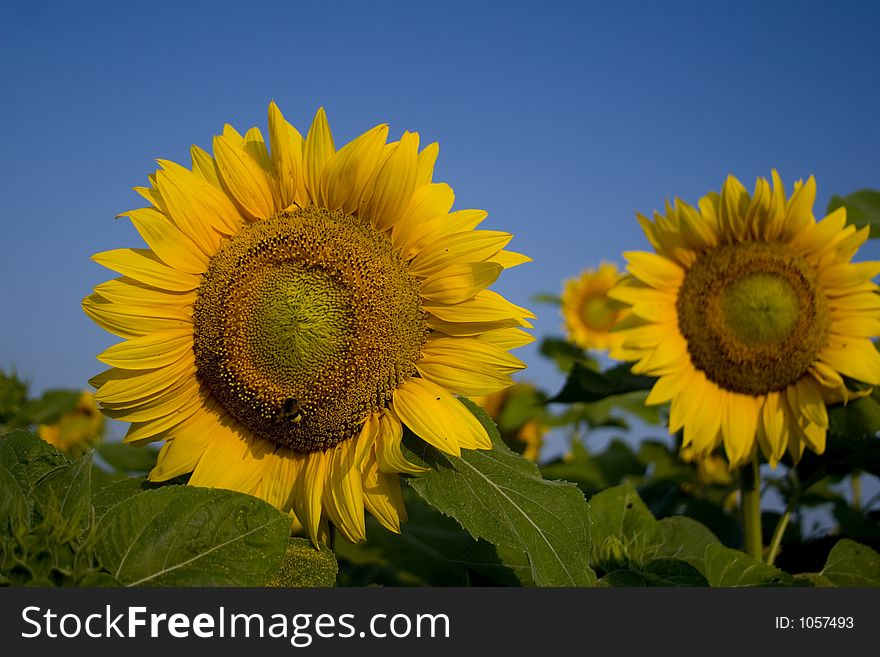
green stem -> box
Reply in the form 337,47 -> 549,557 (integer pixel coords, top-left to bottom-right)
851,471 -> 862,512
740,455 -> 763,561
766,476 -> 800,567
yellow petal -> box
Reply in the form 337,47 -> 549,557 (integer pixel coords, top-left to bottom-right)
213,134 -> 277,220
410,230 -> 513,278
415,142 -> 439,186
820,341 -> 880,385
392,378 -> 491,454
92,277 -> 195,309
92,354 -> 195,404
420,262 -> 503,304
92,249 -> 200,292
83,296 -> 191,339
362,450 -> 407,533
321,441 -> 366,543
624,251 -> 684,290
360,131 -> 418,232
474,327 -> 534,350
423,289 -> 534,326
303,107 -> 335,206
292,450 -> 328,546
123,207 -> 209,274
321,124 -> 388,214
190,145 -> 222,188
721,393 -> 759,467
376,411 -> 427,474
417,337 -> 523,397
267,101 -> 305,208
97,330 -> 192,369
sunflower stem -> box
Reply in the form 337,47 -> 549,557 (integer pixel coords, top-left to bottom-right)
851,471 -> 862,512
766,476 -> 800,567
740,455 -> 763,561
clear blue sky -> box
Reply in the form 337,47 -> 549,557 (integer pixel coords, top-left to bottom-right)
2,0 -> 879,408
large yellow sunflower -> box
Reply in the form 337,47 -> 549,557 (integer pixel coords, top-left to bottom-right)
84,103 -> 533,543
610,172 -> 880,468
561,263 -> 628,351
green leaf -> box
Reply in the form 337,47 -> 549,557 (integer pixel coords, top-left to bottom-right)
0,429 -> 70,493
827,189 -> 880,238
549,362 -> 656,404
600,559 -> 708,587
26,389 -> 83,425
0,462 -> 28,530
541,440 -> 646,494
819,538 -> 880,586
96,485 -> 290,586
32,453 -> 92,534
539,337 -> 596,373
703,544 -> 796,586
404,400 -> 595,587
828,394 -> 880,441
532,293 -> 562,305
589,482 -> 662,569
91,476 -> 152,521
653,515 -> 722,574
336,489 -> 531,587
95,443 -> 159,473
267,538 -> 338,587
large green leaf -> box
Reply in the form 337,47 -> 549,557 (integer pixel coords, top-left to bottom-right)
91,476 -> 152,521
404,400 -> 595,587
0,462 -> 28,530
828,393 -> 880,442
96,485 -> 290,586
32,453 -> 92,534
589,482 -> 662,570
818,539 -> 880,586
600,559 -> 708,587
703,544 -> 795,586
0,429 -> 70,493
267,538 -> 338,587
827,189 -> 880,238
549,362 -> 656,404
335,489 -> 531,586
589,483 -> 724,584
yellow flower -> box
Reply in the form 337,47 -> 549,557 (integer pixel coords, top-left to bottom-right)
38,392 -> 104,456
561,263 -> 628,351
610,172 -> 880,468
84,103 -> 533,543
473,383 -> 546,461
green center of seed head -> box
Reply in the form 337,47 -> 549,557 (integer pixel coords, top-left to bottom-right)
676,241 -> 830,396
719,273 -> 800,346
581,295 -> 616,331
193,207 -> 427,453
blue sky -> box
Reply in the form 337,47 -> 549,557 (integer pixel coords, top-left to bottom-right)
1,0 -> 879,412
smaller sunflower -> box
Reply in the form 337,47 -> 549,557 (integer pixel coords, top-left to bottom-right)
561,263 -> 628,351
38,392 -> 104,456
610,172 -> 880,468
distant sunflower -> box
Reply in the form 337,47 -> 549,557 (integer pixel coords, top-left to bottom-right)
38,392 -> 104,456
610,172 -> 880,467
84,103 -> 533,543
561,264 -> 628,351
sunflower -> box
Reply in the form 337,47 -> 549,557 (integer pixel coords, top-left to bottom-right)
38,391 -> 104,456
561,263 -> 628,351
609,172 -> 880,468
84,103 -> 533,543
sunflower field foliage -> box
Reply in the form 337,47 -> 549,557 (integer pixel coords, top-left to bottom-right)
2,106 -> 880,588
